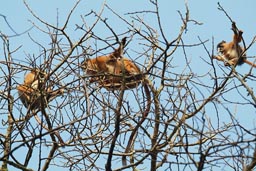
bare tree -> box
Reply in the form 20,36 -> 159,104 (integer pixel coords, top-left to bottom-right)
0,1 -> 256,171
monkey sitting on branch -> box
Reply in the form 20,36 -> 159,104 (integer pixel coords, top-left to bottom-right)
17,68 -> 63,110
213,22 -> 256,68
82,37 -> 151,166
17,68 -> 65,146
82,37 -> 144,90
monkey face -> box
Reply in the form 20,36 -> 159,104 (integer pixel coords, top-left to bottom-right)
217,40 -> 226,53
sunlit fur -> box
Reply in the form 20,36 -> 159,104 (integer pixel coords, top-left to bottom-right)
82,38 -> 152,166
17,69 -> 63,109
213,23 -> 256,67
82,38 -> 142,90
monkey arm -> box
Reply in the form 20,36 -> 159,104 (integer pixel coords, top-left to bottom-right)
46,88 -> 64,102
212,55 -> 238,66
231,22 -> 243,44
212,55 -> 226,62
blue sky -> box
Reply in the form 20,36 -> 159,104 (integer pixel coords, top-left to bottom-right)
1,0 -> 256,170
2,1 -> 256,68
2,1 -> 256,54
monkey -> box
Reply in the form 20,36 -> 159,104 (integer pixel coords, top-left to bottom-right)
17,69 -> 47,109
82,37 -> 152,166
213,22 -> 256,67
84,56 -> 142,89
17,68 -> 65,146
82,37 -> 143,90
17,69 -> 63,110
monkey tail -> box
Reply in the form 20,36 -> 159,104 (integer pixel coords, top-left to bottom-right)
244,60 -> 256,68
122,81 -> 151,166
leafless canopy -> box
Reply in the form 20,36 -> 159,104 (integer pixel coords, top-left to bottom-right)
0,1 -> 256,171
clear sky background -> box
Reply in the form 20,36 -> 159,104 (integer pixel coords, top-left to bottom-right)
1,0 -> 256,170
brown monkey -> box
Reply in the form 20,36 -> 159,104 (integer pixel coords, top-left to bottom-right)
82,37 -> 142,90
17,69 -> 63,110
213,22 -> 256,67
17,68 -> 65,146
82,38 -> 152,166
83,55 -> 141,89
